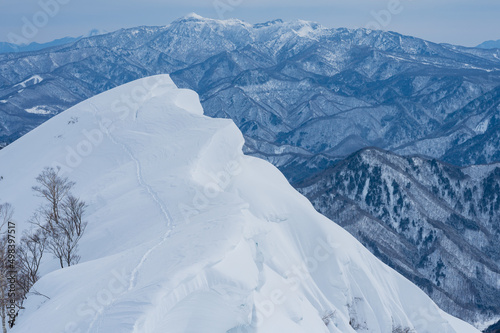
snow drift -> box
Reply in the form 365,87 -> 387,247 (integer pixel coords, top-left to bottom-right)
0,75 -> 477,333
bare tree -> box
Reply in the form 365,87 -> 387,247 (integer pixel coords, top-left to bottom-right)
0,170 -> 87,331
60,195 -> 87,266
31,167 -> 87,268
32,167 -> 74,228
46,195 -> 87,268
18,229 -> 45,296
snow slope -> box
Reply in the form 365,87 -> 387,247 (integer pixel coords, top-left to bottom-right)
0,75 -> 478,333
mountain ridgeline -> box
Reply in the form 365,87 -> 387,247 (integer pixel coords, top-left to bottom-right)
2,76 -> 479,333
0,14 -> 499,326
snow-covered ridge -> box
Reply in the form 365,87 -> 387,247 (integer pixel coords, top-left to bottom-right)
171,12 -> 251,28
0,76 -> 478,332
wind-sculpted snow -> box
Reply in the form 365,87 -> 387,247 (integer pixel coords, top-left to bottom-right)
0,76 -> 477,332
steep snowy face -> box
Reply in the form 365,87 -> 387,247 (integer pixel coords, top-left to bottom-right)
296,148 -> 500,325
0,76 -> 476,333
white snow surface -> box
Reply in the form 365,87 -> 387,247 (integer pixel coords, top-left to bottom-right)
474,118 -> 490,134
25,105 -> 51,115
14,74 -> 43,88
0,75 -> 478,333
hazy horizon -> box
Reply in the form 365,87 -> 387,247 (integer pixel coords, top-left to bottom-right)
1,0 -> 499,47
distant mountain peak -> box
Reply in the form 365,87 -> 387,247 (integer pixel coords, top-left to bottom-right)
184,12 -> 204,20
85,28 -> 107,38
254,18 -> 284,28
477,39 -> 500,49
173,12 -> 248,27
174,12 -> 206,22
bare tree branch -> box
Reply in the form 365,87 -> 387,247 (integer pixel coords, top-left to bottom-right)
30,167 -> 87,268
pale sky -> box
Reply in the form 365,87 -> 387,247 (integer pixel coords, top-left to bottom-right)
1,0 -> 499,47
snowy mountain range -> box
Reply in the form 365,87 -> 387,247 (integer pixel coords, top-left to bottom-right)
0,75 -> 479,333
296,147 -> 500,326
1,14 -> 500,167
0,29 -> 106,54
1,14 -> 499,328
0,37 -> 79,54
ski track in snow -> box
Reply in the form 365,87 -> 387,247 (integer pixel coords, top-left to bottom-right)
86,103 -> 174,332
